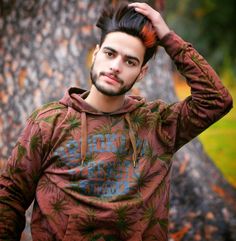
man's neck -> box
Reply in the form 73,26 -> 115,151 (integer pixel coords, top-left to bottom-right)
84,85 -> 125,113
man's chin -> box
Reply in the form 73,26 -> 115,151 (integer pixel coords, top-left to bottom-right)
97,87 -> 123,97
91,73 -> 131,96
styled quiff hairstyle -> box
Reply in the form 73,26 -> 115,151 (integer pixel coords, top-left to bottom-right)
96,1 -> 158,66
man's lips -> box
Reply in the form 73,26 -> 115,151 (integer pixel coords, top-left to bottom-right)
101,72 -> 121,84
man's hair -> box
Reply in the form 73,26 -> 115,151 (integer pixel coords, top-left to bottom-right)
96,1 -> 158,66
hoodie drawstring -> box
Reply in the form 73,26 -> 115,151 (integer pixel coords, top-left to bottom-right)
125,113 -> 137,168
81,112 -> 87,165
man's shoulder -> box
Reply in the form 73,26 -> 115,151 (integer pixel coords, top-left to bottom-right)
28,102 -> 67,122
145,99 -> 169,111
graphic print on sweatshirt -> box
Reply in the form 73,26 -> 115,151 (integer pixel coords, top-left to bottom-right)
52,133 -> 149,199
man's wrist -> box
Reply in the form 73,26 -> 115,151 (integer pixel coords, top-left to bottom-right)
154,20 -> 171,39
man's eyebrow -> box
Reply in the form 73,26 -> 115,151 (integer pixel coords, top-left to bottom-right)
103,46 -> 141,64
103,47 -> 116,52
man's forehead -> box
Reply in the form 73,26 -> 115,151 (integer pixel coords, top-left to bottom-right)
101,31 -> 145,61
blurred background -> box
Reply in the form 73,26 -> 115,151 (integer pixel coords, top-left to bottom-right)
0,0 -> 235,240
165,0 -> 236,189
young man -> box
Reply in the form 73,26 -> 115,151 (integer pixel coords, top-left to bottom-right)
0,2 -> 233,241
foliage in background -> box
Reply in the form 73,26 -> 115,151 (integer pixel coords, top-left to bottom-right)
199,86 -> 236,188
167,0 -> 236,186
165,0 -> 236,86
174,72 -> 236,189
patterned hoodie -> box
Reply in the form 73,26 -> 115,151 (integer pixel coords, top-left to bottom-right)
0,32 -> 233,241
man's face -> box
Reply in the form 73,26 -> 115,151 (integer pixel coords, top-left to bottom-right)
90,31 -> 147,96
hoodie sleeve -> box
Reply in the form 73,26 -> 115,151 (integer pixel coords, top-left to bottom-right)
159,31 -> 233,151
0,118 -> 43,239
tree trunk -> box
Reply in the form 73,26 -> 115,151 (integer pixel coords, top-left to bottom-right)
0,1 -> 235,240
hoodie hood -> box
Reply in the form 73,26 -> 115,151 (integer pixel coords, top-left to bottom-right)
59,87 -> 146,167
59,87 -> 146,115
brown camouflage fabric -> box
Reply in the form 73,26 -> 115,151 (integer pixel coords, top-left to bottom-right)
0,32 -> 233,241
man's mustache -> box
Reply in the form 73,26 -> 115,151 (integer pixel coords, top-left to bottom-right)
100,72 -> 124,85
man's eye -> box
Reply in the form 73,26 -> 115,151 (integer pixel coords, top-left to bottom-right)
105,51 -> 114,57
126,60 -> 136,66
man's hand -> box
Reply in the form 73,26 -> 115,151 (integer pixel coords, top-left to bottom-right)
129,2 -> 170,39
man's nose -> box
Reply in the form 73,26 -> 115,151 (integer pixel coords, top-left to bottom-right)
110,57 -> 122,73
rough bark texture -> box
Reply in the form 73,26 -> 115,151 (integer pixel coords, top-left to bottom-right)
0,1 -> 236,240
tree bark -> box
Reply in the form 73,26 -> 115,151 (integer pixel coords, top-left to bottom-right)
0,0 -> 235,240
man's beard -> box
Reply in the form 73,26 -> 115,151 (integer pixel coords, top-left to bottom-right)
90,62 -> 139,97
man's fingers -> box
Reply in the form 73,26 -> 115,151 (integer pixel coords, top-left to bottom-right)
128,2 -> 157,16
131,7 -> 147,15
128,2 -> 149,8
129,2 -> 170,39
129,3 -> 149,10
129,3 -> 150,16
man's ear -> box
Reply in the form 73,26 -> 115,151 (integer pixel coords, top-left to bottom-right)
92,44 -> 100,62
137,64 -> 148,82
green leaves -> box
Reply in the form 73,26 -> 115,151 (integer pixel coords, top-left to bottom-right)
30,135 -> 40,151
114,205 -> 131,236
16,143 -> 27,163
166,0 -> 236,77
50,195 -> 68,215
66,115 -> 81,132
